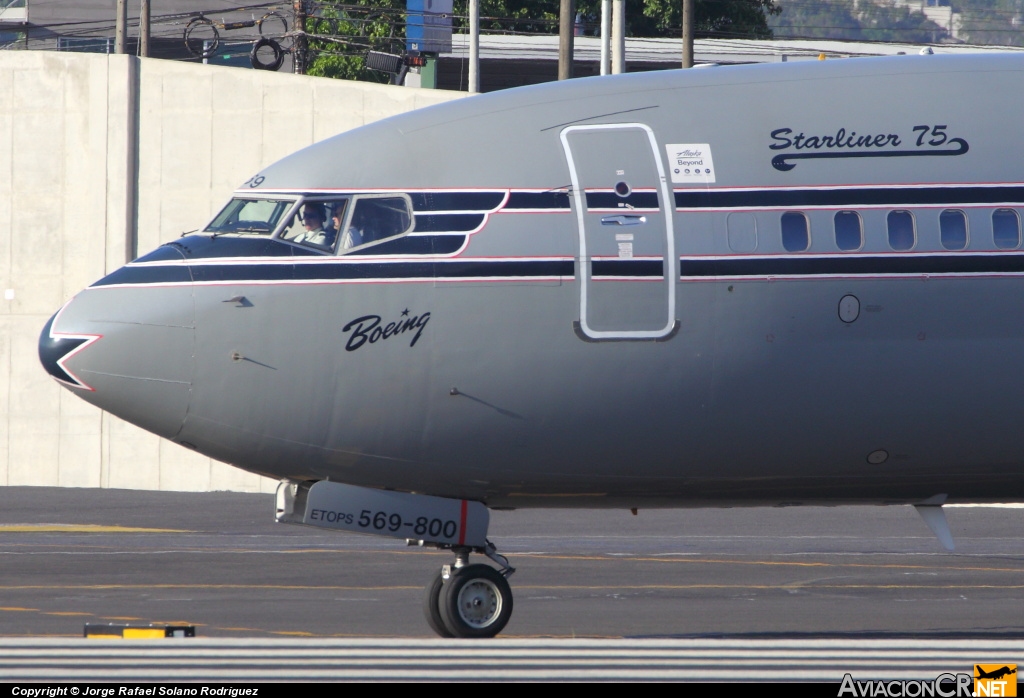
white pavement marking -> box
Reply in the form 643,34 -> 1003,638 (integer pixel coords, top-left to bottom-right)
0,638 -> 1019,681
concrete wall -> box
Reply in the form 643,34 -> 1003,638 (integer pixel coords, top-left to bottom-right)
0,52 -> 464,492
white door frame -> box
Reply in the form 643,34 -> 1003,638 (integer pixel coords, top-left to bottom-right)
560,122 -> 677,340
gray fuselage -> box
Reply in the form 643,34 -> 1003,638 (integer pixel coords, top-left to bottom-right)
41,54 -> 1024,507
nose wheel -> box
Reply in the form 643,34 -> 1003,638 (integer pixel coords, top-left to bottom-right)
423,541 -> 514,638
439,563 -> 513,638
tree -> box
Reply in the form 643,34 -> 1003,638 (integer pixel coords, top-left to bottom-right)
305,0 -> 782,81
767,0 -> 863,40
306,1 -> 407,81
953,0 -> 1024,47
858,1 -> 946,43
629,0 -> 780,39
464,0 -> 780,38
767,0 -> 947,43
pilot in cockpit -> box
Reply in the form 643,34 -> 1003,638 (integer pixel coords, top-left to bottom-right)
340,205 -> 366,250
293,203 -> 331,247
328,202 -> 347,247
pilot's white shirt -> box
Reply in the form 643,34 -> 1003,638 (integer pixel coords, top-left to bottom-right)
294,226 -> 330,247
340,227 -> 364,250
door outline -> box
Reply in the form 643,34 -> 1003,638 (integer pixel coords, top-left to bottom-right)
560,123 -> 677,340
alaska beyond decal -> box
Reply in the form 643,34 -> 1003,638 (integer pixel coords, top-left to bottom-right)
769,125 -> 969,171
665,143 -> 716,184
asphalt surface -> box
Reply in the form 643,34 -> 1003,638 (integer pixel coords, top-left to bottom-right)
1,487 -> 1024,639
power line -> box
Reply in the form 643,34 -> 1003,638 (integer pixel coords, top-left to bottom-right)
25,2 -> 287,33
24,0 -> 1024,63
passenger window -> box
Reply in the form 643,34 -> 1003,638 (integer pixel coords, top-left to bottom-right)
834,211 -> 862,251
726,212 -> 757,253
939,209 -> 968,250
993,208 -> 1021,249
887,210 -> 915,251
204,197 -> 295,235
280,198 -> 349,250
781,212 -> 809,252
341,196 -> 414,251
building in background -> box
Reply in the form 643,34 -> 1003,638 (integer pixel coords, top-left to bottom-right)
429,33 -> 1023,92
894,1 -> 961,39
0,0 -> 27,47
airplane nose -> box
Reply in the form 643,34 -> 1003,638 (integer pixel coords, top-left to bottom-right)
39,254 -> 195,440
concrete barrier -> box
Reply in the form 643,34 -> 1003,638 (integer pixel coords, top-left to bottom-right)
0,52 -> 464,492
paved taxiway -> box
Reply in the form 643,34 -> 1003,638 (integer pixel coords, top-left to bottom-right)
2,487 -> 1024,642
3,488 -> 1024,680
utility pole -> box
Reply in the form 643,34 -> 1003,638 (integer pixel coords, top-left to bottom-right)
469,0 -> 480,92
140,0 -> 151,57
681,0 -> 693,68
115,0 -> 127,54
558,0 -> 575,80
611,0 -> 624,74
600,0 -> 610,75
293,0 -> 307,74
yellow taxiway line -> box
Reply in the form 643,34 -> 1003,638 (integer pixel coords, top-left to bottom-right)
0,524 -> 188,533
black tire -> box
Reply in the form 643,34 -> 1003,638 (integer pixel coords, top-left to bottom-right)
438,564 -> 513,639
250,37 -> 285,71
423,569 -> 454,638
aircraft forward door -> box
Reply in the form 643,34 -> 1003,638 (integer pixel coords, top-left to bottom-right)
560,124 -> 677,340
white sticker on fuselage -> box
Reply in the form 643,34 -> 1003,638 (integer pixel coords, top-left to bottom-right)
665,143 -> 716,184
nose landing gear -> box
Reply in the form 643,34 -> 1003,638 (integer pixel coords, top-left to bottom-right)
423,540 -> 515,638
274,480 -> 513,638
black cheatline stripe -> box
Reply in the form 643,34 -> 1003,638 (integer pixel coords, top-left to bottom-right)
136,236 -> 324,263
289,260 -> 574,280
194,236 -> 322,257
412,213 -> 486,232
680,254 -> 1024,278
505,191 -> 570,210
134,245 -> 190,263
94,260 -> 575,286
408,192 -> 506,212
435,260 -> 574,278
586,191 -> 660,210
592,259 -> 664,277
675,186 -> 1024,210
191,264 -> 294,282
348,236 -> 465,256
92,265 -> 193,287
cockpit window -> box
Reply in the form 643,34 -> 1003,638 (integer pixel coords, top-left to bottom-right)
340,196 -> 414,252
204,198 -> 295,235
280,198 -> 349,250
275,194 -> 414,254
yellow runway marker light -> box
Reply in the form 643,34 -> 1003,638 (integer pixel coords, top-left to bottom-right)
123,628 -> 168,639
84,624 -> 196,639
